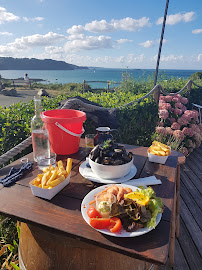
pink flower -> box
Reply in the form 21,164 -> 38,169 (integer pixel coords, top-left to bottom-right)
171,122 -> 181,130
173,108 -> 182,115
156,126 -> 167,135
159,109 -> 169,120
190,124 -> 200,134
198,123 -> 202,135
175,102 -> 183,109
182,105 -> 187,112
182,114 -> 191,122
184,110 -> 195,118
159,95 -> 165,101
176,94 -> 182,101
173,130 -> 184,141
164,95 -> 173,102
157,121 -> 164,127
166,127 -> 173,135
177,117 -> 188,126
187,139 -> 194,148
169,117 -> 176,124
182,127 -> 195,137
172,97 -> 179,103
181,97 -> 188,104
180,147 -> 189,156
159,103 -> 172,111
193,132 -> 201,142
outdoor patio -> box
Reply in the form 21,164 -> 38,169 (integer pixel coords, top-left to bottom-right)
161,143 -> 202,270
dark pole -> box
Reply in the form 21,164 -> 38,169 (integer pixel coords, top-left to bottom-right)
154,0 -> 169,86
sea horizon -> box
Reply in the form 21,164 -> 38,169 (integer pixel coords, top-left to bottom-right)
0,68 -> 201,88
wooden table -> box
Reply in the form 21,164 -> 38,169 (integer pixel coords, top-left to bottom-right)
0,140 -> 179,270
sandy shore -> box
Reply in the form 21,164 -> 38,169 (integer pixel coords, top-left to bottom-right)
0,89 -> 38,107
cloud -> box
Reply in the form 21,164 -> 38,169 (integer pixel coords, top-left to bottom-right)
67,17 -> 151,34
139,40 -> 155,48
66,25 -> 84,35
0,32 -> 67,57
197,54 -> 202,62
0,6 -> 20,24
192,29 -> 202,34
10,32 -> 66,48
85,20 -> 114,33
116,39 -> 133,44
23,17 -> 44,22
153,54 -> 184,62
111,17 -> 151,31
64,35 -> 113,52
139,39 -> 167,48
156,11 -> 195,25
0,32 -> 13,36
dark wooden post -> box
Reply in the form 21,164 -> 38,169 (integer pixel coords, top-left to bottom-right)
153,85 -> 161,103
83,80 -> 85,93
107,81 -> 109,93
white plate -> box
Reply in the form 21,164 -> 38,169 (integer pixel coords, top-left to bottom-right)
79,161 -> 137,184
81,184 -> 162,237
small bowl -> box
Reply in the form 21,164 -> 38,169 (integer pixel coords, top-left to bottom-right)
29,173 -> 70,200
148,149 -> 170,164
89,157 -> 134,179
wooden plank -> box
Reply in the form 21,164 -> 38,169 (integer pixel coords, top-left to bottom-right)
180,197 -> 202,257
181,164 -> 202,194
177,217 -> 202,270
0,184 -> 170,265
173,238 -> 190,270
187,152 -> 202,173
180,170 -> 202,210
183,158 -> 202,182
191,149 -> 202,164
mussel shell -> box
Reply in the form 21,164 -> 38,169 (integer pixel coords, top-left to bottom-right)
122,153 -> 131,163
89,145 -> 100,161
95,157 -> 102,164
112,159 -> 124,165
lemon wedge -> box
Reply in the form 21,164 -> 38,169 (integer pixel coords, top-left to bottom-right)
124,192 -> 149,206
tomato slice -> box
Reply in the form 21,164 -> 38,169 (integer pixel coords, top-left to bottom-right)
87,206 -> 102,218
108,217 -> 122,233
89,218 -> 111,229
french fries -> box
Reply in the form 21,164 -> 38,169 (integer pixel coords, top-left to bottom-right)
32,158 -> 72,189
148,141 -> 171,156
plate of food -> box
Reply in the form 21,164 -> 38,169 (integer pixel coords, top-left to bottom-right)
81,184 -> 163,237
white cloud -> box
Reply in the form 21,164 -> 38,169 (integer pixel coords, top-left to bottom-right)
64,35 -> 113,52
67,17 -> 151,34
116,39 -> 133,44
0,6 -> 19,24
156,11 -> 195,25
139,40 -> 155,48
139,39 -> 167,48
153,54 -> 184,62
85,20 -> 114,33
66,25 -> 84,35
197,54 -> 202,62
23,16 -> 44,22
192,29 -> 202,34
10,32 -> 66,48
0,32 -> 13,36
112,17 -> 151,31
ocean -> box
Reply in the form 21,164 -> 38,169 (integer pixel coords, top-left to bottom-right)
0,68 -> 201,88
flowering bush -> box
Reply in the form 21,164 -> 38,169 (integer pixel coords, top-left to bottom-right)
155,94 -> 202,156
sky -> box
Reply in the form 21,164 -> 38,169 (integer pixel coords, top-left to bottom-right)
0,0 -> 201,70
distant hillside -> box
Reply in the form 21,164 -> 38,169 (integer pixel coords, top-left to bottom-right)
0,57 -> 88,70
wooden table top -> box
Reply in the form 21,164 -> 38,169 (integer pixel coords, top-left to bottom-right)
0,140 -> 179,265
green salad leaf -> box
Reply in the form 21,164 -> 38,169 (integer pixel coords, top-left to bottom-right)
137,187 -> 164,228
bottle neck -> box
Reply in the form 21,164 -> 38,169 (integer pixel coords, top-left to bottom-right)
34,96 -> 42,117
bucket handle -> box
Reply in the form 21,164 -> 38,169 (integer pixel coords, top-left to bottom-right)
55,122 -> 85,137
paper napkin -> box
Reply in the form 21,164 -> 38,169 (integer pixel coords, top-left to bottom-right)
123,176 -> 162,187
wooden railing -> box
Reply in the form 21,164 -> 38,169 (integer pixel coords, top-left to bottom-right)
83,80 -> 121,92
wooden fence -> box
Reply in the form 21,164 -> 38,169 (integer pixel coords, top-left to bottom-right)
83,80 -> 121,92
